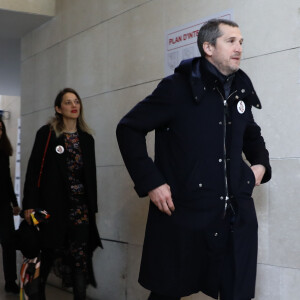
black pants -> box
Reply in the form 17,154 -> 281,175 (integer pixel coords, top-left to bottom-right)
1,237 -> 17,282
0,212 -> 17,283
39,249 -> 86,300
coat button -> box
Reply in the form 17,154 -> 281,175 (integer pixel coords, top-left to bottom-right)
247,181 -> 250,184
214,233 -> 218,237
204,87 -> 206,91
220,196 -> 224,200
166,127 -> 170,131
235,95 -> 239,99
195,96 -> 198,100
218,159 -> 222,162
256,104 -> 260,108
219,121 -> 222,125
199,183 -> 203,188
228,121 -> 232,125
241,89 -> 245,93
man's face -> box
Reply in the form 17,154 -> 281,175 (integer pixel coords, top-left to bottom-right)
204,24 -> 243,75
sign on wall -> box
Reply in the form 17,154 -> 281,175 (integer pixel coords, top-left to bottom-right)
165,10 -> 233,76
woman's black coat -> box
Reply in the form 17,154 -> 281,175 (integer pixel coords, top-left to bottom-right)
0,151 -> 18,240
117,57 -> 271,299
23,125 -> 102,285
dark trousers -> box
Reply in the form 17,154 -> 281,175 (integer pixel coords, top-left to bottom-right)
39,249 -> 86,300
1,238 -> 17,282
0,206 -> 17,282
0,212 -> 17,283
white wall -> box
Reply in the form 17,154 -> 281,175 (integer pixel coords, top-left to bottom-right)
0,0 -> 55,15
0,38 -> 20,96
20,1 -> 300,299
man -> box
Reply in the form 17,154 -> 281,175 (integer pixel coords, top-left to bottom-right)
116,19 -> 271,300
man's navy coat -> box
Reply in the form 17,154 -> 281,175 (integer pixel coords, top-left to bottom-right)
116,57 -> 271,299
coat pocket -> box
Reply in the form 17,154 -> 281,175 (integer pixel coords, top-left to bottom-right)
239,161 -> 256,196
183,159 -> 222,200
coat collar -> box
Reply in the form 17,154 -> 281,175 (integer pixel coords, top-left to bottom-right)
175,57 -> 262,109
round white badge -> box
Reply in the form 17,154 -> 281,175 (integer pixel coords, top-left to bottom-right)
237,100 -> 245,114
56,145 -> 64,154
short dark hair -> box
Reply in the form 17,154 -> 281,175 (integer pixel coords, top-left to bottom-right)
197,18 -> 239,57
0,119 -> 13,156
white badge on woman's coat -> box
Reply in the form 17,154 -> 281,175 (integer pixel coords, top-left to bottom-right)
56,145 -> 64,154
237,100 -> 245,114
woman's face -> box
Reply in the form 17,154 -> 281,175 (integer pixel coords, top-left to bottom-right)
55,92 -> 81,120
0,122 -> 3,139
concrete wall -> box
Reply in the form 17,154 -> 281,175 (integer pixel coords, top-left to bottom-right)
0,0 -> 55,16
0,38 -> 20,96
20,1 -> 300,299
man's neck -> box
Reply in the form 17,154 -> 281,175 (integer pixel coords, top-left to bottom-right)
203,58 -> 234,83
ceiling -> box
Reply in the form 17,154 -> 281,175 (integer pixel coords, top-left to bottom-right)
0,9 -> 52,39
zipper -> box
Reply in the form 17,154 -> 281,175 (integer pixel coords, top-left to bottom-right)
216,88 -> 237,217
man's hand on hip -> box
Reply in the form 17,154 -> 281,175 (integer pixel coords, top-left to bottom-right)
250,164 -> 266,186
148,184 -> 175,216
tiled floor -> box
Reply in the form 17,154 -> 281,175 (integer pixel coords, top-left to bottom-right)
0,249 -> 74,300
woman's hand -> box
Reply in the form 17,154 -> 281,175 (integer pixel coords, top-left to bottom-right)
12,206 -> 21,216
24,209 -> 34,224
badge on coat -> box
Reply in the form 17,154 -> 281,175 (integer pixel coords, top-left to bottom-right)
56,145 -> 64,154
237,100 -> 245,114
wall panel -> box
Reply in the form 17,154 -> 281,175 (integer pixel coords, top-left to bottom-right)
21,1 -> 300,299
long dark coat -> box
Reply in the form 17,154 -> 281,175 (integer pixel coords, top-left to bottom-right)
22,125 -> 102,286
0,150 -> 18,282
116,57 -> 271,299
0,151 -> 18,241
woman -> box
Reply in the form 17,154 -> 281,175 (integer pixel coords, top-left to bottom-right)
0,119 -> 20,294
23,88 -> 102,300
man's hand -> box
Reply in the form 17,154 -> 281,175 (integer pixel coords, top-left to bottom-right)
250,164 -> 266,186
148,184 -> 175,216
24,209 -> 34,224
